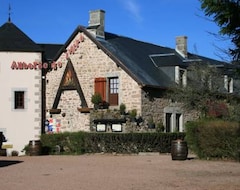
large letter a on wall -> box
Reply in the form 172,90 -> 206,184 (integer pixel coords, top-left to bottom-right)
52,59 -> 87,109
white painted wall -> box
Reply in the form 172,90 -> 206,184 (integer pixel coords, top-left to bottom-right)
0,52 -> 42,156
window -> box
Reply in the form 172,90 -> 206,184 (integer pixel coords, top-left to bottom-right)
176,113 -> 181,131
108,77 -> 119,105
175,66 -> 187,86
165,113 -> 172,132
164,105 -> 184,132
14,91 -> 25,109
94,77 -> 119,106
165,112 -> 183,132
224,75 -> 233,93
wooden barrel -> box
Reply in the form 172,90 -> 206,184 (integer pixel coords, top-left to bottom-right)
171,139 -> 188,160
29,140 -> 42,156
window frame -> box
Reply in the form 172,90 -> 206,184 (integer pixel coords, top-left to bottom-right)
224,75 -> 233,93
12,88 -> 27,111
108,77 -> 119,106
175,66 -> 187,87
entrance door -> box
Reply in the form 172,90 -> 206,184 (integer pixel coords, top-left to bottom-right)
176,113 -> 181,132
165,113 -> 172,132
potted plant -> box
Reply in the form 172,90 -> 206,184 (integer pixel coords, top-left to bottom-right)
129,109 -> 137,122
156,121 -> 165,132
98,100 -> 109,109
119,103 -> 126,115
91,93 -> 102,109
147,116 -> 155,129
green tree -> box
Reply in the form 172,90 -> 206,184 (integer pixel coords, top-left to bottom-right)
167,62 -> 227,118
200,0 -> 240,62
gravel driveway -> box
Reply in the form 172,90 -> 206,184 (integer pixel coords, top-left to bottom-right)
0,153 -> 239,190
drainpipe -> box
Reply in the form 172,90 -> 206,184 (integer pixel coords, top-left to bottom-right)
41,64 -> 46,134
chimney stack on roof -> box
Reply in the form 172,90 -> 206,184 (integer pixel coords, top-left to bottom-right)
175,36 -> 188,58
88,10 -> 105,39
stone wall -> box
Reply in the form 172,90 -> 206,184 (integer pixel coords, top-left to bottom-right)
46,32 -> 142,132
46,31 -> 200,133
141,88 -> 200,132
141,89 -> 168,124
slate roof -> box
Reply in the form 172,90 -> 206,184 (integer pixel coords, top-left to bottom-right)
38,44 -> 63,62
0,20 -> 227,88
54,25 -> 227,89
99,32 -> 227,88
99,33 -> 176,87
0,21 -> 42,52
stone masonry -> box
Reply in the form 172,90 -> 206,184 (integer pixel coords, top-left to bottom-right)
46,32 -> 142,132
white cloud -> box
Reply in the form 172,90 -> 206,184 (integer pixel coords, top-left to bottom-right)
122,0 -> 143,23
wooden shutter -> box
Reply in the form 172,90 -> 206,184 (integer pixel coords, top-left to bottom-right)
94,78 -> 106,101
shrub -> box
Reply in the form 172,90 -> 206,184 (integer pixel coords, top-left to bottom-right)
185,119 -> 240,160
129,109 -> 137,121
119,103 -> 126,115
41,132 -> 186,155
91,93 -> 102,105
41,132 -> 86,155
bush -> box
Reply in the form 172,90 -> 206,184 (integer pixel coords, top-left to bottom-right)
119,103 -> 126,115
185,119 -> 240,160
91,93 -> 102,105
41,132 -> 186,155
41,132 -> 86,155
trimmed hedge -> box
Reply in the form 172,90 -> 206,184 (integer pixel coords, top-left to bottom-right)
40,132 -> 186,155
185,119 -> 240,160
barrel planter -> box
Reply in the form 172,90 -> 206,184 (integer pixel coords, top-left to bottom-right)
29,140 -> 42,156
171,139 -> 188,160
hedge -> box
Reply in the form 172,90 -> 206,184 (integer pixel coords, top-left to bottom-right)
40,132 -> 186,155
185,119 -> 240,160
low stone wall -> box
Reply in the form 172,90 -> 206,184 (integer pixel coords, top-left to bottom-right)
90,109 -> 157,133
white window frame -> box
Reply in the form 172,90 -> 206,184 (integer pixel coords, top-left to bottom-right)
164,106 -> 184,132
224,75 -> 233,93
11,88 -> 28,111
175,66 -> 187,87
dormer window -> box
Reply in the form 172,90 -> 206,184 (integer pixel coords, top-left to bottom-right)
175,66 -> 187,87
224,75 -> 233,93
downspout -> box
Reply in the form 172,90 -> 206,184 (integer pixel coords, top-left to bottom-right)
41,64 -> 46,134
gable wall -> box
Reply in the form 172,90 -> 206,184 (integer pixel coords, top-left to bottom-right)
0,52 -> 42,155
46,32 -> 142,132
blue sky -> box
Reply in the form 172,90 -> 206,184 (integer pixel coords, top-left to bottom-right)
0,0 -> 232,61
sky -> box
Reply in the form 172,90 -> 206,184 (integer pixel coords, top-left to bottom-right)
0,0 -> 232,61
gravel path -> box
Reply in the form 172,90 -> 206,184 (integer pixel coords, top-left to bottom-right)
0,154 -> 239,190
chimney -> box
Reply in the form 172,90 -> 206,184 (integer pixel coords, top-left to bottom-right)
175,36 -> 188,58
88,10 -> 105,39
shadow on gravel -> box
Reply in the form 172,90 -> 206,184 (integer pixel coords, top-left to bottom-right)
0,160 -> 23,167
187,156 -> 197,160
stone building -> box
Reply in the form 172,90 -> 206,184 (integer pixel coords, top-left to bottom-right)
45,10 -> 231,133
0,10 -> 236,155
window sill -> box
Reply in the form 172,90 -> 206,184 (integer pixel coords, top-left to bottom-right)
77,107 -> 93,113
49,109 -> 61,114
